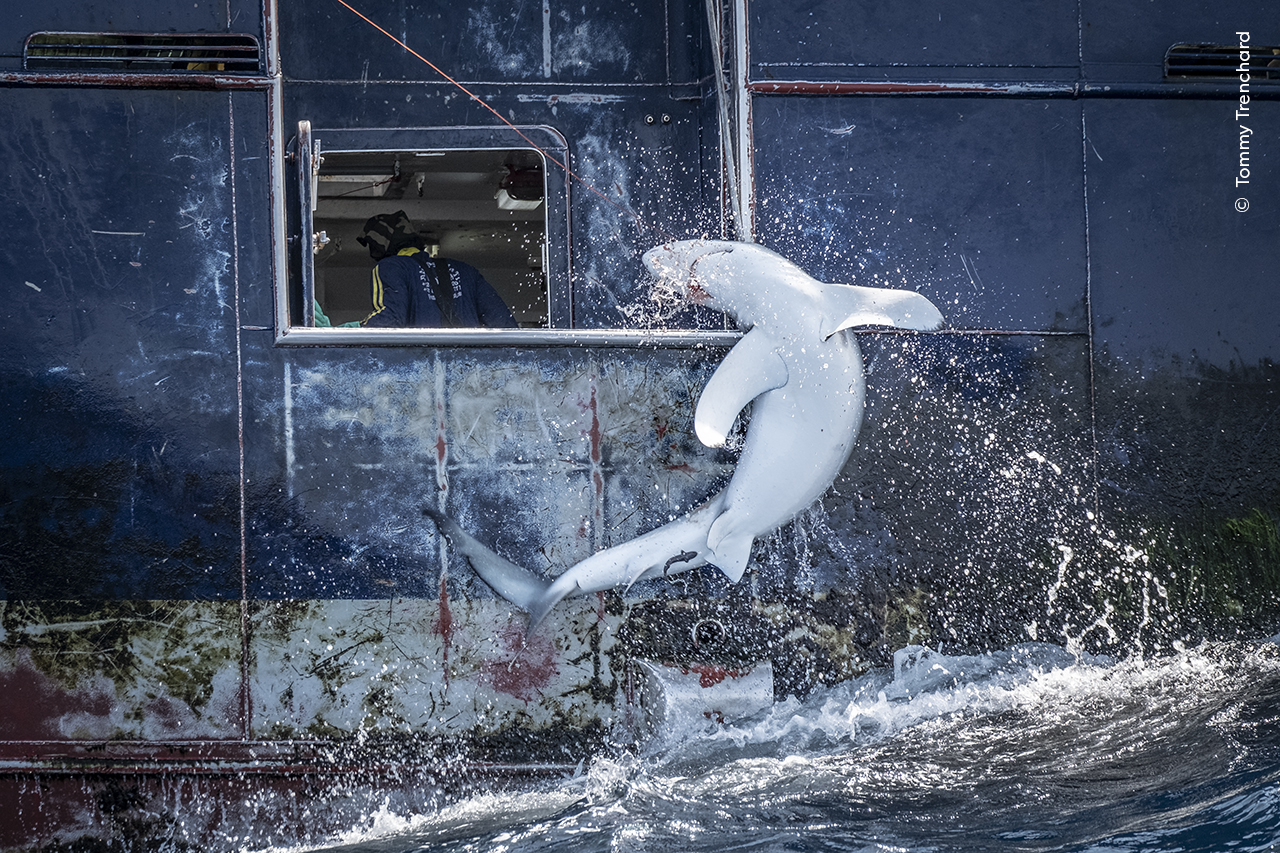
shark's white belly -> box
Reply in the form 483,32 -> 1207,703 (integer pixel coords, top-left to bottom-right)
712,334 -> 865,549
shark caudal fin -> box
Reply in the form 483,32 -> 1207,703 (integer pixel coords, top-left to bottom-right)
423,507 -> 551,611
523,490 -> 729,632
525,572 -> 584,634
428,490 -> 733,633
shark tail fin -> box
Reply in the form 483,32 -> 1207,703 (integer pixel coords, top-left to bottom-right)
423,507 -> 551,612
525,573 -> 582,634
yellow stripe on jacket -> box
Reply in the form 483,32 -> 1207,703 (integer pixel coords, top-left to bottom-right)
362,248 -> 420,325
362,264 -> 387,324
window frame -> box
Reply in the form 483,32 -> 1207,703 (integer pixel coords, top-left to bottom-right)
273,121 -> 741,348
276,122 -> 574,345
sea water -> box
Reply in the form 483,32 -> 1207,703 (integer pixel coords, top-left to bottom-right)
268,639 -> 1280,853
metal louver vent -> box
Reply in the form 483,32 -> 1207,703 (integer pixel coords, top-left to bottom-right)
24,32 -> 260,73
1165,43 -> 1280,80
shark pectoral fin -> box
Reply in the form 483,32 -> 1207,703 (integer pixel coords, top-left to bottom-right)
695,327 -> 789,447
423,507 -> 551,610
818,284 -> 945,339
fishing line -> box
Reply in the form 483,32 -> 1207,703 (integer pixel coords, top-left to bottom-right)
335,0 -> 677,242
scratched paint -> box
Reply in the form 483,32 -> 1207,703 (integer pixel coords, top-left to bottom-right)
572,134 -> 649,328
2,4 -> 1279,850
273,351 -> 729,595
250,598 -> 622,742
245,348 -> 735,743
552,16 -> 632,76
463,6 -> 539,77
230,339 -> 761,750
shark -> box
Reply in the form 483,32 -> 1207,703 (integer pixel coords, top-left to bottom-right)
425,239 -> 944,630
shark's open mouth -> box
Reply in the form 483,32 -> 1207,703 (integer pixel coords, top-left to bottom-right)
687,244 -> 733,277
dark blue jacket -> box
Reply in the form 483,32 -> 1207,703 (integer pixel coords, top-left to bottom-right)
362,249 -> 517,328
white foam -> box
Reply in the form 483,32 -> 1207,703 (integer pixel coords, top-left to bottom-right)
252,640 -> 1280,852
666,640 -> 1280,765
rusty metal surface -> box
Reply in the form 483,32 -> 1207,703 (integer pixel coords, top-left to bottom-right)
249,598 -> 625,744
747,80 -> 1077,96
0,765 -> 568,851
0,70 -> 270,89
0,602 -> 244,743
0,739 -> 575,777
746,79 -> 1280,100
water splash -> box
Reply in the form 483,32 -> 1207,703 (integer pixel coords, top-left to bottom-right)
276,638 -> 1280,853
617,267 -> 690,327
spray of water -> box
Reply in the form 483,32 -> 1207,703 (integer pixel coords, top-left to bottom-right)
617,268 -> 692,327
263,638 -> 1280,853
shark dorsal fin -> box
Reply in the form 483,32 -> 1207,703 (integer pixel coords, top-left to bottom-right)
817,283 -> 944,340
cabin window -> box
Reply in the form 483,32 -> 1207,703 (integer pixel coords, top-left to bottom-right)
282,122 -> 570,340
1164,43 -> 1280,80
24,32 -> 262,73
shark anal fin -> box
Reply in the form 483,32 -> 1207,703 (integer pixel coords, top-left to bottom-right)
695,327 -> 788,447
707,533 -> 754,583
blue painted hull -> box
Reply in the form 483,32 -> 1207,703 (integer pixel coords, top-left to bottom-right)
1,0 -> 1278,847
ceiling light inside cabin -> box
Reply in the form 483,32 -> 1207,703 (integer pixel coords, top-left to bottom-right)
496,167 -> 544,211
495,188 -> 543,211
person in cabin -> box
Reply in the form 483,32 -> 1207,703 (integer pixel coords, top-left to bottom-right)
357,210 -> 517,329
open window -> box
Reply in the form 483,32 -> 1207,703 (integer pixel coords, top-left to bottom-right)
281,122 -> 570,341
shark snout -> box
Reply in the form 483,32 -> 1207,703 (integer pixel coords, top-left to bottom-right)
642,240 -> 736,276
643,240 -> 738,305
